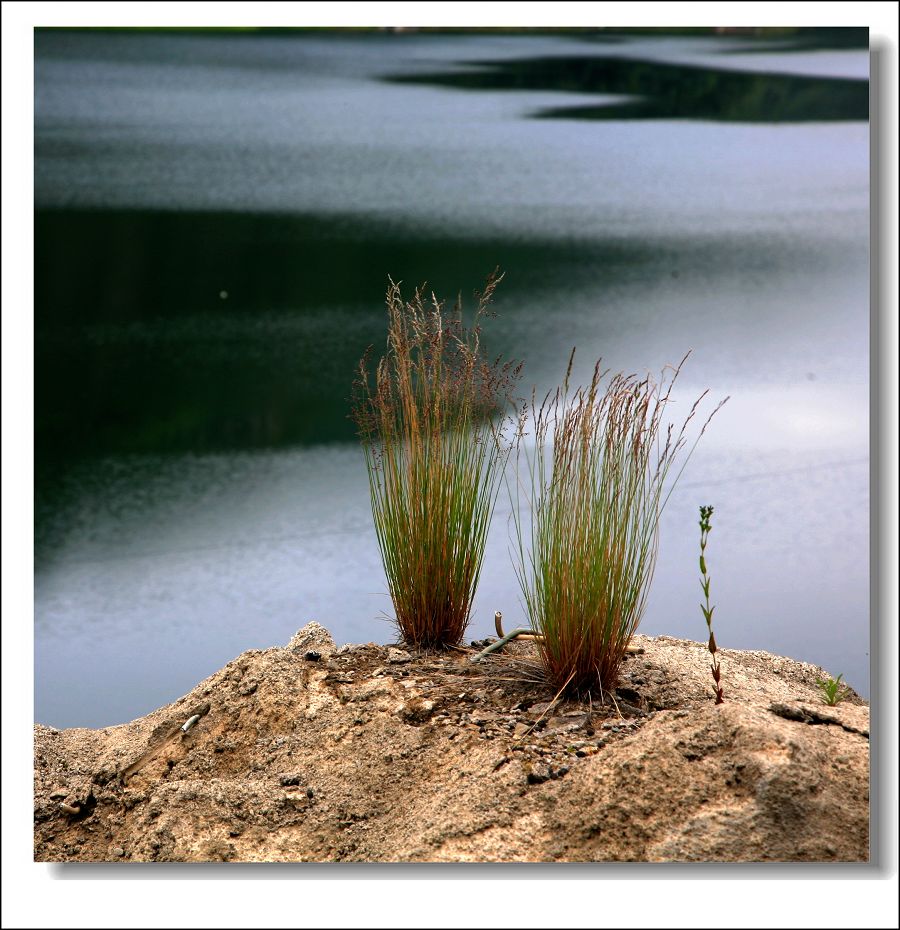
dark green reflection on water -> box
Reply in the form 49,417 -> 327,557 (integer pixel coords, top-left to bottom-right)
715,27 -> 868,53
35,209 -> 650,465
35,208 -> 857,472
385,56 -> 868,123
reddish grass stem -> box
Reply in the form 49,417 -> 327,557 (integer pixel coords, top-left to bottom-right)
699,505 -> 724,704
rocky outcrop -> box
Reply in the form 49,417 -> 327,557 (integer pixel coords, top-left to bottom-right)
33,623 -> 869,862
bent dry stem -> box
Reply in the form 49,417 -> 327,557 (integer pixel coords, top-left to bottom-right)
512,350 -> 726,698
353,272 -> 521,649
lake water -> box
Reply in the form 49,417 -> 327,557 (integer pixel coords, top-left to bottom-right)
34,30 -> 870,727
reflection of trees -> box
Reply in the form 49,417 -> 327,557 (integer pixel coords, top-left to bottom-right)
388,57 -> 868,123
35,209 -> 635,460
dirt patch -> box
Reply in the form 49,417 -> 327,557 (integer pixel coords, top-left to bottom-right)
33,623 -> 869,862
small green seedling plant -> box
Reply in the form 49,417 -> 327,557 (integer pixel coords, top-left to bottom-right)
816,672 -> 852,706
699,505 -> 723,704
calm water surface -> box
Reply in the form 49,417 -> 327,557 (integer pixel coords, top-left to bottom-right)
34,31 -> 869,727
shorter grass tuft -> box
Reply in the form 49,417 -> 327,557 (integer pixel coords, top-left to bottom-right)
512,350 -> 726,698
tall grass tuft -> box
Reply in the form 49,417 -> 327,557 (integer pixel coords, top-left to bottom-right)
512,350 -> 726,697
353,272 -> 521,649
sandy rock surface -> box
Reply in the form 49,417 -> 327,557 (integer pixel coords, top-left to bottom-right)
33,622 -> 869,862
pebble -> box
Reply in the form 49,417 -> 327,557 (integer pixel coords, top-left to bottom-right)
546,717 -> 584,734
528,702 -> 555,716
111,847 -> 125,858
527,765 -> 552,785
387,648 -> 412,664
335,643 -> 366,655
396,699 -> 436,722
